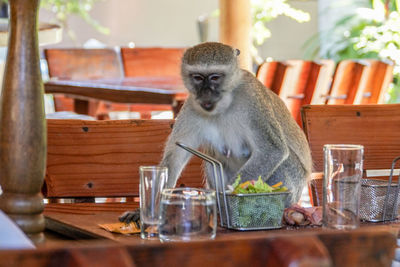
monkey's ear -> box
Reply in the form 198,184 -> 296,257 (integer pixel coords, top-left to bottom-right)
235,49 -> 240,56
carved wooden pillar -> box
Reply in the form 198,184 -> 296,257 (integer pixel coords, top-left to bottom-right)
0,0 -> 46,243
219,0 -> 252,71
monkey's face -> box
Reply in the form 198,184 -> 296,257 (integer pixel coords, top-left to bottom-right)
189,72 -> 224,112
181,42 -> 242,115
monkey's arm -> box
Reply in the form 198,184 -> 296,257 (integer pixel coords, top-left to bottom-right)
160,115 -> 202,188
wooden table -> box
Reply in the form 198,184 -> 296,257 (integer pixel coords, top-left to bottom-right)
40,202 -> 399,266
44,76 -> 188,116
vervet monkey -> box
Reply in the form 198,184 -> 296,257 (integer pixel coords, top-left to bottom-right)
160,42 -> 312,205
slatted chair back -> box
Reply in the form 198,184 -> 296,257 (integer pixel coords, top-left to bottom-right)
256,60 -> 335,126
120,47 -> 185,78
44,119 -> 203,200
301,104 -> 400,205
256,61 -> 290,95
324,60 -> 369,105
353,59 -> 394,104
44,48 -> 123,80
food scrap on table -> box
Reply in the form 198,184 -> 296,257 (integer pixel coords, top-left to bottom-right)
98,222 -> 140,235
283,204 -> 323,226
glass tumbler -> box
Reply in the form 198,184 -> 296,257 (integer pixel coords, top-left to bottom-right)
139,166 -> 167,239
159,188 -> 217,242
323,144 -> 364,230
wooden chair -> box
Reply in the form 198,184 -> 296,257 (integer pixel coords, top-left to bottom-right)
255,61 -> 289,95
256,59 -> 335,126
44,119 -> 203,205
120,47 -> 185,78
324,60 -> 368,105
301,104 -> 400,205
44,48 -> 124,118
353,59 -> 394,104
118,47 -> 186,119
325,59 -> 394,105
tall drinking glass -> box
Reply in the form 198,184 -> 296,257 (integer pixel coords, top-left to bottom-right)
139,166 -> 167,239
323,144 -> 364,229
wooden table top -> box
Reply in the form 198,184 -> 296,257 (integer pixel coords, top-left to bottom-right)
43,202 -> 400,244
44,76 -> 188,105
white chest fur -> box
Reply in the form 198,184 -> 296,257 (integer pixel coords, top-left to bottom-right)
200,121 -> 250,159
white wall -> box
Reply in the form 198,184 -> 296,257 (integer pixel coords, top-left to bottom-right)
39,0 -> 219,48
39,0 -> 318,60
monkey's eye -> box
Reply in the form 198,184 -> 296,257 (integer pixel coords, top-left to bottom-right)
209,74 -> 222,82
191,74 -> 204,83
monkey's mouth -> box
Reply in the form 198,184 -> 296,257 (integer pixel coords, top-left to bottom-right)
200,101 -> 215,111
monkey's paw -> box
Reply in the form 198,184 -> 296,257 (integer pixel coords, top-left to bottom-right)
118,208 -> 140,228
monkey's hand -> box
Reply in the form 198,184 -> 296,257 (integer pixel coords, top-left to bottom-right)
118,209 -> 140,228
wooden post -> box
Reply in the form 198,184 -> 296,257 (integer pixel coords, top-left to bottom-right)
219,0 -> 252,71
0,0 -> 46,243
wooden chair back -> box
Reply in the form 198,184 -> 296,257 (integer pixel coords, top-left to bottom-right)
44,48 -> 123,80
301,104 -> 400,205
256,61 -> 290,94
256,59 -> 335,126
120,47 -> 185,78
325,60 -> 369,104
44,119 -> 203,200
354,59 -> 394,104
44,48 -> 123,117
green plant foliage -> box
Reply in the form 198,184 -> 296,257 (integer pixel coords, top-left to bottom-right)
250,0 -> 310,63
251,0 -> 310,46
1,0 -> 109,42
306,0 -> 400,103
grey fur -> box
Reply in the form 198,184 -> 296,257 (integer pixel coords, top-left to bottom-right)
160,42 -> 312,205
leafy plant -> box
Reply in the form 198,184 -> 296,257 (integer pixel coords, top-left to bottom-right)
251,0 -> 310,63
1,0 -> 109,42
306,0 -> 400,103
41,0 -> 109,41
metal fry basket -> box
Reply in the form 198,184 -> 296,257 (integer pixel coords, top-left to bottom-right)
360,156 -> 400,222
176,142 -> 289,230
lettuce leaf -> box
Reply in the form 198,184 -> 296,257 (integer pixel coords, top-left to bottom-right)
232,175 -> 287,194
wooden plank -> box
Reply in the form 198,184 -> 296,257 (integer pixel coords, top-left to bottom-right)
310,59 -> 336,104
301,104 -> 400,172
120,47 -> 185,78
45,119 -> 204,198
326,60 -> 369,104
0,225 -> 396,267
356,59 -> 394,104
256,61 -> 289,94
44,48 -> 123,80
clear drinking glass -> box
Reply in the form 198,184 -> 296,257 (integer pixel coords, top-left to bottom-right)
139,166 -> 167,239
159,188 -> 217,242
323,144 -> 364,230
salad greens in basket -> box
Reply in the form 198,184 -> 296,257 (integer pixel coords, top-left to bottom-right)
230,175 -> 288,194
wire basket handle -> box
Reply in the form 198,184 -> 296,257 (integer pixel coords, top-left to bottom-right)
382,156 -> 400,221
175,142 -> 231,227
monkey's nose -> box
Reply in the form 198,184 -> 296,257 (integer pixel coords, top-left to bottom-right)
200,101 -> 214,111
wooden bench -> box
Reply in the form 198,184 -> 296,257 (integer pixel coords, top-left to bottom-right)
44,119 -> 203,203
